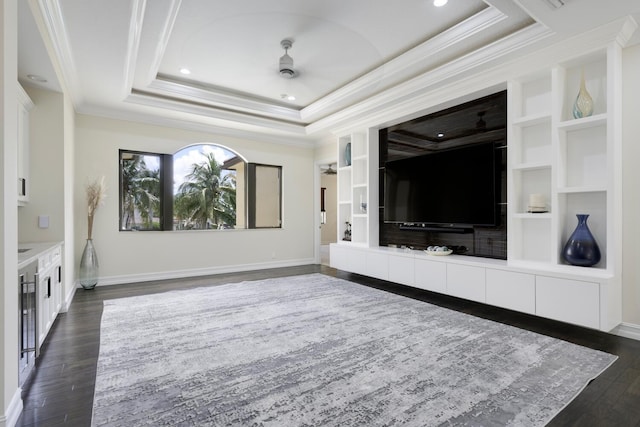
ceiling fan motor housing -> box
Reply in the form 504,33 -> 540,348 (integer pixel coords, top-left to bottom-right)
279,39 -> 295,78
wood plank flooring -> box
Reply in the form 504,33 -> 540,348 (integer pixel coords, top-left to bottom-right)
16,265 -> 640,426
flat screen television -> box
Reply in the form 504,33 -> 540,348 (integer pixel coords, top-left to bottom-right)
384,142 -> 501,228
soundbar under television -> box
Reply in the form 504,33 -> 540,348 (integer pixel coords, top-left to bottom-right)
384,141 -> 501,229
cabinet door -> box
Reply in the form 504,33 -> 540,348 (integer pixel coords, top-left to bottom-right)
446,264 -> 486,303
17,85 -> 32,205
388,254 -> 414,286
366,251 -> 388,281
536,276 -> 599,329
414,258 -> 446,293
38,271 -> 52,347
330,244 -> 350,272
486,269 -> 535,314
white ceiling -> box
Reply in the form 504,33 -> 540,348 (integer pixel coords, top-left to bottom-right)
18,0 -> 640,144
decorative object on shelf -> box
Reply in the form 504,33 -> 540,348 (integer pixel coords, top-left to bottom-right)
79,177 -> 106,290
359,194 -> 367,213
572,70 -> 594,119
527,193 -> 548,213
343,221 -> 351,241
344,142 -> 351,166
425,246 -> 453,256
562,214 -> 601,267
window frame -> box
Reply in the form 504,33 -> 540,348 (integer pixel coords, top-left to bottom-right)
118,148 -> 281,231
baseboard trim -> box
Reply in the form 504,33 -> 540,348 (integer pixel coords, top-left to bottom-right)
75,258 -> 317,287
2,387 -> 23,427
611,322 -> 640,341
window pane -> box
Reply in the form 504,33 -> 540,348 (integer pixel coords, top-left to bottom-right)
173,145 -> 241,230
249,164 -> 282,228
120,151 -> 161,230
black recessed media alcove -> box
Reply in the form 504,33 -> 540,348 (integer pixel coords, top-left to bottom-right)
379,90 -> 507,260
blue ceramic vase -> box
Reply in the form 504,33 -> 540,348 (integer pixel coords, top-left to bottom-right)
344,143 -> 351,166
562,214 -> 601,267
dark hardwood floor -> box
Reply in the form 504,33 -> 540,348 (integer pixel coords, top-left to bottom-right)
16,265 -> 640,426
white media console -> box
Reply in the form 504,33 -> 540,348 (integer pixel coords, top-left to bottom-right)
330,244 -> 619,332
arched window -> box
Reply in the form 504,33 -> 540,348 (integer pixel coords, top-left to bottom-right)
119,144 -> 281,231
173,144 -> 245,230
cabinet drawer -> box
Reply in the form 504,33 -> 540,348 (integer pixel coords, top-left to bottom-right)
389,254 -> 414,286
446,264 -> 486,303
486,269 -> 535,314
330,245 -> 350,271
366,251 -> 388,280
414,258 -> 446,293
536,276 -> 599,329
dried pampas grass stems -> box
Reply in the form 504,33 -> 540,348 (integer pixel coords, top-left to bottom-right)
87,177 -> 106,240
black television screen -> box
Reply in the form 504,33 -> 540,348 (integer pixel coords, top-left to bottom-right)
384,142 -> 500,227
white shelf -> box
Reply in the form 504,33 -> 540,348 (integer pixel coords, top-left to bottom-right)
557,113 -> 607,131
557,186 -> 607,194
513,113 -> 552,127
513,213 -> 552,219
512,162 -> 551,171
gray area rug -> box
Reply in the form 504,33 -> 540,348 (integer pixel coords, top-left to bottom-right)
91,273 -> 616,426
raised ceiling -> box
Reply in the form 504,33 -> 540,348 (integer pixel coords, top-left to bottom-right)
18,0 -> 640,143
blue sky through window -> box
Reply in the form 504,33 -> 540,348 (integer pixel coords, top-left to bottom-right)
173,144 -> 237,194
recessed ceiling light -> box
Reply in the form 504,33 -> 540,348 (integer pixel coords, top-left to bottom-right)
433,0 -> 448,6
437,132 -> 445,138
287,95 -> 296,101
27,74 -> 47,83
179,68 -> 191,75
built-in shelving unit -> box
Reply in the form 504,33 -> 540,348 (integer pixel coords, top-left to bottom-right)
331,35 -> 624,332
336,131 -> 379,247
508,44 -> 620,273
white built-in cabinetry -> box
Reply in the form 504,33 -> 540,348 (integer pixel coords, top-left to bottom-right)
330,245 -> 613,331
331,42 -> 623,333
508,44 -> 620,272
37,244 -> 63,347
17,83 -> 33,206
337,131 -> 379,247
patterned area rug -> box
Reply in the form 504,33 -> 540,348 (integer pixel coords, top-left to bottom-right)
91,273 -> 616,426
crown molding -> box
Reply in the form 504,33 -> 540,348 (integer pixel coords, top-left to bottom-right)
300,6 -> 509,124
33,0 -> 83,104
147,76 -> 304,122
142,0 -> 182,86
124,91 -> 309,135
308,22 -> 554,136
76,102 -> 318,148
615,15 -> 639,47
122,0 -> 146,94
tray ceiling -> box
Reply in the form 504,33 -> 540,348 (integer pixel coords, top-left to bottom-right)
18,0 -> 640,143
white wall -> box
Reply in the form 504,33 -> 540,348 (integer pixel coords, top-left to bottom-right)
622,44 -> 640,326
74,115 -> 316,283
18,87 -> 65,243
1,0 -> 22,424
63,91 -> 76,307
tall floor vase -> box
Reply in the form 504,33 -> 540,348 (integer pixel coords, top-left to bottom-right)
562,214 -> 601,267
79,239 -> 99,290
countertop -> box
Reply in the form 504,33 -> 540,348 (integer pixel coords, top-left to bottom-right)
18,242 -> 63,269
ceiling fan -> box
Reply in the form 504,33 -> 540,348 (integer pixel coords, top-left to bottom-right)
321,164 -> 337,175
279,39 -> 296,78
